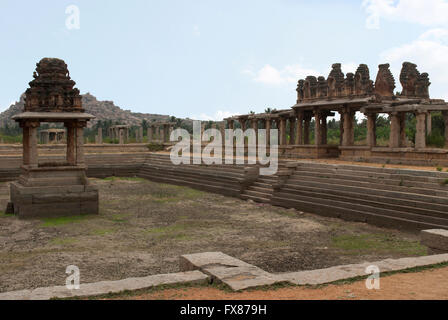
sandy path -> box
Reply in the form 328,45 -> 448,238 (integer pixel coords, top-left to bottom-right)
124,266 -> 448,300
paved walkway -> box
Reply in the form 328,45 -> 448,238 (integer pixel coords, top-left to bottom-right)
119,266 -> 448,300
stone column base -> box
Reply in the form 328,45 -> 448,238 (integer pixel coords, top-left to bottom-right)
9,166 -> 98,219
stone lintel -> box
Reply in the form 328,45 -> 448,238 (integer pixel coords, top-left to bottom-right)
12,112 -> 95,122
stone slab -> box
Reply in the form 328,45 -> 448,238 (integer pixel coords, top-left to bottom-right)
421,229 -> 448,253
180,252 -> 286,291
0,271 -> 209,300
280,254 -> 448,285
180,252 -> 253,271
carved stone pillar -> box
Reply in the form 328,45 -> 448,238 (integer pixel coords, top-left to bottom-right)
321,115 -> 327,145
399,113 -> 407,147
28,122 -> 39,168
265,119 -> 271,146
75,122 -> 86,165
289,117 -> 296,145
342,109 -> 354,146
426,112 -> 432,136
296,111 -> 303,145
415,111 -> 427,149
366,113 -> 377,148
97,127 -> 103,144
389,112 -> 401,148
279,117 -> 287,146
304,115 -> 311,145
444,111 -> 448,148
240,119 -> 247,132
160,126 -> 165,143
147,127 -> 152,142
66,123 -> 76,165
251,119 -> 258,146
314,110 -> 322,146
22,126 -> 30,165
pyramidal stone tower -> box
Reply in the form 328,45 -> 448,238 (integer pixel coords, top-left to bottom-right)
9,58 -> 99,218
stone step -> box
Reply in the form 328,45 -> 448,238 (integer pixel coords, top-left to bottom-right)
139,172 -> 241,197
141,163 -> 245,180
294,167 -> 448,192
289,173 -> 448,198
275,189 -> 448,226
271,195 -> 448,231
144,160 -> 247,175
140,167 -> 241,188
246,185 -> 274,194
286,176 -> 448,207
240,194 -> 271,203
140,165 -> 244,184
296,161 -> 448,178
280,184 -> 448,219
283,180 -> 448,213
243,189 -> 273,199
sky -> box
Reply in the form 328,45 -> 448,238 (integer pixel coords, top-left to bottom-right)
1,0 -> 448,121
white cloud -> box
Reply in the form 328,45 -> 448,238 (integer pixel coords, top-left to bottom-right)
0,100 -> 16,113
191,110 -> 239,121
245,64 -> 319,86
363,0 -> 448,29
380,28 -> 448,99
193,25 -> 200,37
245,63 -> 359,86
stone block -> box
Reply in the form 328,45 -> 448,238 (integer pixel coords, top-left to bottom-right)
421,229 -> 448,253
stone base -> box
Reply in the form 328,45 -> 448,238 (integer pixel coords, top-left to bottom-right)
340,146 -> 448,166
10,182 -> 99,219
10,165 -> 99,219
281,145 -> 340,159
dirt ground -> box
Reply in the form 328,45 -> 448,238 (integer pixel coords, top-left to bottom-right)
118,266 -> 448,300
0,177 -> 427,293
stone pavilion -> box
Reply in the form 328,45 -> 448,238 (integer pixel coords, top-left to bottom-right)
9,58 -> 99,218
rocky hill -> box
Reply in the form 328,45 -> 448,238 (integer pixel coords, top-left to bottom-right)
0,93 -> 171,128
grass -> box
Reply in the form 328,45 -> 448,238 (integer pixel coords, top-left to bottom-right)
150,185 -> 204,203
108,213 -> 129,223
331,233 -> 427,256
436,166 -> 443,172
50,237 -> 78,246
91,228 -> 115,236
40,215 -> 91,227
144,221 -> 196,240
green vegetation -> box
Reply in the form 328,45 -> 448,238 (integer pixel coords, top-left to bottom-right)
40,215 -> 90,227
145,222 -> 194,240
50,237 -> 78,246
150,184 -> 204,203
147,143 -> 165,152
437,166 -> 443,172
331,233 -> 427,256
91,228 -> 115,236
108,213 -> 129,223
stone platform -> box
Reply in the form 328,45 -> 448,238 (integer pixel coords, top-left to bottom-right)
2,251 -> 447,299
10,166 -> 98,218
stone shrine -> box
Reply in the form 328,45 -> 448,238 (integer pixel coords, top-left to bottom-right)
9,58 -> 99,218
